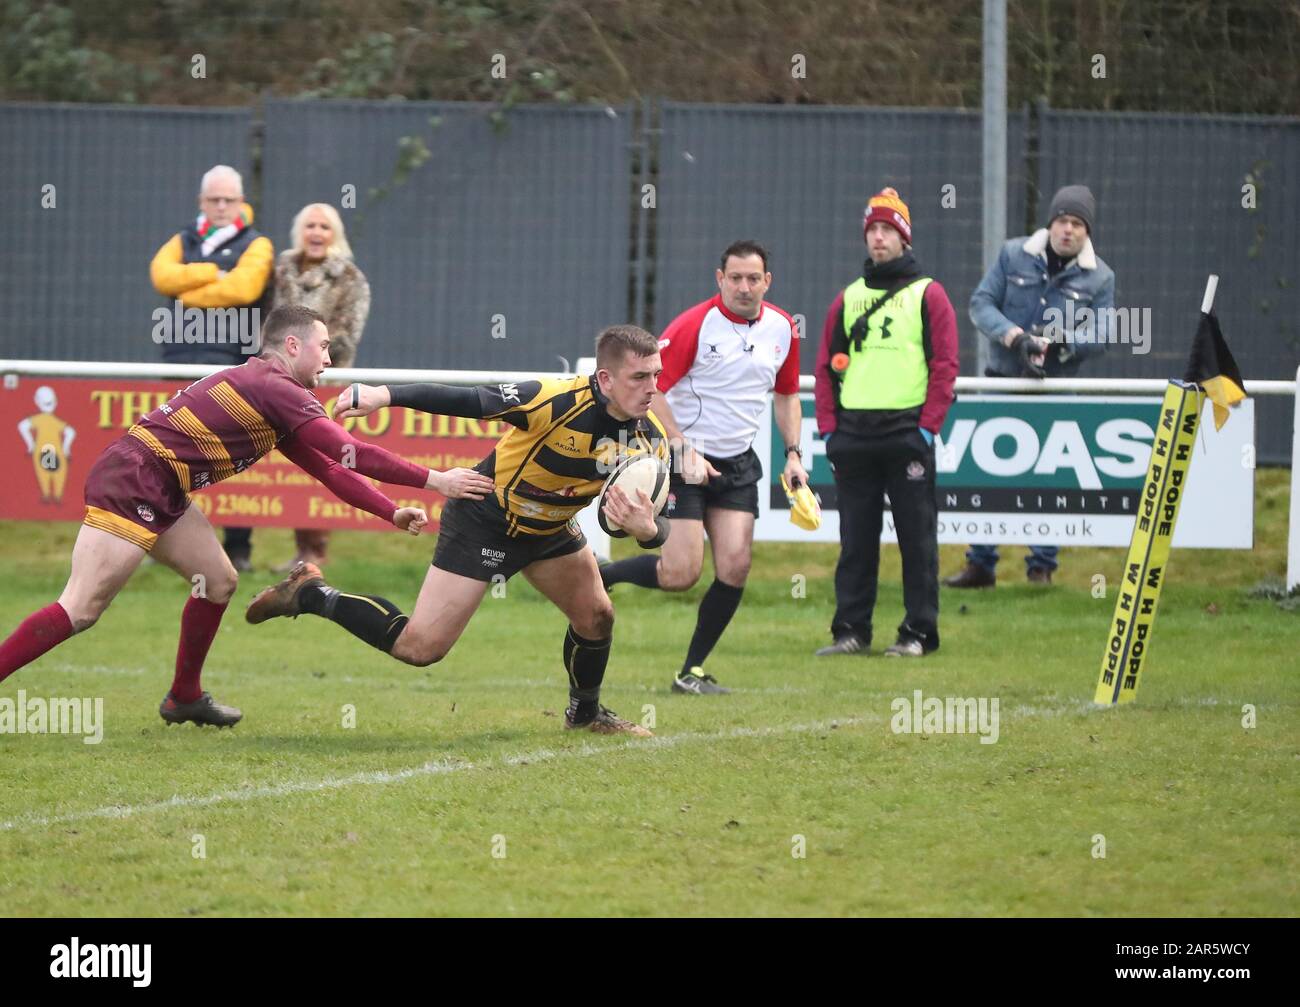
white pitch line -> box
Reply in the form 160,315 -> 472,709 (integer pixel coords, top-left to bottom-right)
0,716 -> 867,832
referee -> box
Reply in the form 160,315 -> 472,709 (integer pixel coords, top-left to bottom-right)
812,188 -> 958,657
600,240 -> 806,694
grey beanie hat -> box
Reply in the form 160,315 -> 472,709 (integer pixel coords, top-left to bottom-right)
1048,185 -> 1096,233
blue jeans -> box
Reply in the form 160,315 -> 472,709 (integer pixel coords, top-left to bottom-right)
967,544 -> 1058,574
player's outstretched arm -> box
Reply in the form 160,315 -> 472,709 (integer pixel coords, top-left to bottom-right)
334,382 -> 485,421
295,416 -> 494,500
427,467 -> 496,499
278,433 -> 426,533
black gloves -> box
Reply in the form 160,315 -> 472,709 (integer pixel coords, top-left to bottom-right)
1010,332 -> 1046,378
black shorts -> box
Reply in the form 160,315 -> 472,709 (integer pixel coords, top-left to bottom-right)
664,446 -> 762,521
432,494 -> 587,582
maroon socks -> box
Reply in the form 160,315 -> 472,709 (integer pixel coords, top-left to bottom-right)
0,603 -> 75,684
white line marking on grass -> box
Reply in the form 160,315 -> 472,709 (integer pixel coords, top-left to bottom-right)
0,716 -> 867,832
367,677 -> 812,696
44,663 -> 157,678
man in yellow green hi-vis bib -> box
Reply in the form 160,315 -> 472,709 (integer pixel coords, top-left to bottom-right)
812,188 -> 959,658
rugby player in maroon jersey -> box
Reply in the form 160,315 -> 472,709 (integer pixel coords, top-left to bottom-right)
0,306 -> 493,726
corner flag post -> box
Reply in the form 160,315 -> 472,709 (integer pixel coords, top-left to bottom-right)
1094,275 -> 1224,706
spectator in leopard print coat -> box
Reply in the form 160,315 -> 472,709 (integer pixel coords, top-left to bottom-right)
273,203 -> 371,570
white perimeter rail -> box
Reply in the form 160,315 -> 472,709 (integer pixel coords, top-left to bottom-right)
3,360 -> 1298,590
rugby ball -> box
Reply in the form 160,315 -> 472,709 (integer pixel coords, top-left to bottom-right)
597,454 -> 670,535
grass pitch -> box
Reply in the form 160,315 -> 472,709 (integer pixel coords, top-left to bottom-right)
0,470 -> 1295,917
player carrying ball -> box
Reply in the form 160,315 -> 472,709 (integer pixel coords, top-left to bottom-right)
245,325 -> 672,737
0,305 -> 492,726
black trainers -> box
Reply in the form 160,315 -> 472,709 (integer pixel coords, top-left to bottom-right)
883,637 -> 925,658
564,705 -> 653,737
245,561 -> 324,624
672,667 -> 731,695
159,691 -> 242,727
815,633 -> 869,657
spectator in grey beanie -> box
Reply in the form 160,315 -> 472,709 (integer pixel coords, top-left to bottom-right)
945,184 -> 1115,589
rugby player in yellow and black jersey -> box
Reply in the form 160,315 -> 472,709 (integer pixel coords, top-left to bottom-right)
247,325 -> 670,736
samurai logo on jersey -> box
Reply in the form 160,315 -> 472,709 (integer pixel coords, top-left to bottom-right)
554,434 -> 582,455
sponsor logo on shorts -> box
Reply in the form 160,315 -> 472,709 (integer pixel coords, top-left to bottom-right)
136,504 -> 155,523
906,461 -> 926,481
665,492 -> 677,515
480,547 -> 507,569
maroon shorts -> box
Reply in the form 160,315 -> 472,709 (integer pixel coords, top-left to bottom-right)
83,436 -> 191,552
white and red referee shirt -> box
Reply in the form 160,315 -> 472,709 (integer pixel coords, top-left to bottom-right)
656,294 -> 800,459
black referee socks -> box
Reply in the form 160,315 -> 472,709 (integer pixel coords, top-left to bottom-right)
564,625 -> 611,722
298,585 -> 409,654
682,579 -> 744,675
599,554 -> 660,590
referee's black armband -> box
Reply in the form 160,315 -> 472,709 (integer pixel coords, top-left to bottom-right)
636,514 -> 670,550
385,383 -> 485,418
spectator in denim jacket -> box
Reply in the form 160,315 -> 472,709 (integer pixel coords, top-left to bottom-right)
945,185 -> 1115,589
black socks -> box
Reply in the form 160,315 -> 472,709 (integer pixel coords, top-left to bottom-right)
599,554 -> 660,590
682,579 -> 744,675
298,584 -> 409,653
564,625 -> 611,723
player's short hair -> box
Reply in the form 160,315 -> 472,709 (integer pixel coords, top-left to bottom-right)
595,325 -> 659,371
261,305 -> 325,351
720,239 -> 770,272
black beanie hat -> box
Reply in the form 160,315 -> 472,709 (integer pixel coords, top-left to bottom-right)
1048,185 -> 1096,234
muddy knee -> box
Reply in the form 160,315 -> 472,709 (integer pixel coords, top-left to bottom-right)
577,601 -> 615,640
58,596 -> 110,634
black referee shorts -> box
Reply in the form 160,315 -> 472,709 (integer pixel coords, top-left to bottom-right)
664,446 -> 762,521
433,494 -> 588,582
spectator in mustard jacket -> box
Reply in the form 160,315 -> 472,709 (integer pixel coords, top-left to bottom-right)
150,164 -> 274,570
